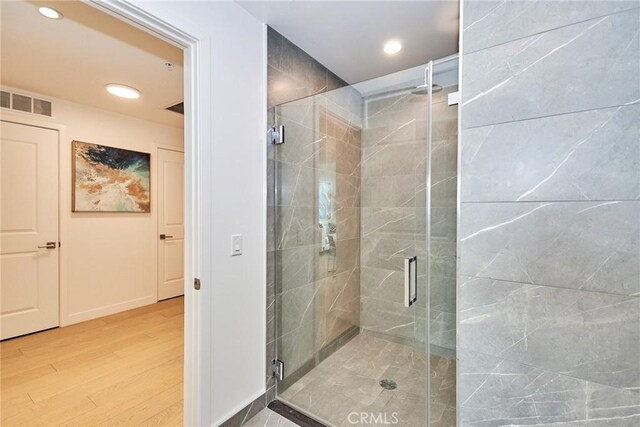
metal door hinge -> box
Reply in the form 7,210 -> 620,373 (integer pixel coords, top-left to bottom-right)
268,125 -> 284,145
194,278 -> 201,290
272,359 -> 284,380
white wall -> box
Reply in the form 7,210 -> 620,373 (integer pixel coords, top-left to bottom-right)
1,88 -> 184,325
55,97 -> 183,325
129,2 -> 267,426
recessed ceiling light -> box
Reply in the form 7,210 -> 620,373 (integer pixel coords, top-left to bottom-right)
383,40 -> 402,55
106,84 -> 141,99
38,6 -> 62,20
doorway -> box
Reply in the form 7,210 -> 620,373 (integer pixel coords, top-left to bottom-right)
0,122 -> 59,339
158,148 -> 186,301
0,0 -> 197,424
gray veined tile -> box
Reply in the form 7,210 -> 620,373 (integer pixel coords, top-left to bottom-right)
275,161 -> 316,208
267,27 -> 340,108
276,205 -> 317,250
267,159 -> 276,205
275,244 -> 317,293
334,137 -> 362,176
267,206 -> 276,252
360,266 -> 405,304
430,136 -> 458,176
362,94 -> 426,147
429,310 -> 456,352
459,201 -> 640,295
429,239 -> 457,279
243,409 -> 299,427
361,236 -> 416,272
335,172 -> 361,208
278,96 -> 316,129
268,66 -> 314,109
461,104 -> 640,202
320,88 -> 364,131
430,274 -> 456,315
315,268 -> 360,348
277,281 -> 317,337
220,393 -> 267,427
266,340 -> 276,390
361,141 -> 420,178
327,238 -> 360,278
361,207 -> 416,240
431,173 -> 457,208
431,207 -> 457,241
431,104 -> 459,141
361,175 -> 416,208
365,93 -> 427,136
461,8 -> 640,129
326,368 -> 385,406
458,350 -> 640,427
360,297 -> 419,342
459,276 -> 640,391
335,206 -> 360,241
463,0 -> 640,54
278,320 -> 316,375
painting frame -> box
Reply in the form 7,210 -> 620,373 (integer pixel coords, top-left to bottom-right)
72,140 -> 151,213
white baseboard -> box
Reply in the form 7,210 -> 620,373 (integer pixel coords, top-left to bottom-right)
61,295 -> 157,326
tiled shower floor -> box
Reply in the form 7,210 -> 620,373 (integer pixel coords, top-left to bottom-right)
278,333 -> 455,427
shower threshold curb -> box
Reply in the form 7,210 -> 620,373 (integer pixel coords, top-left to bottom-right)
268,400 -> 327,427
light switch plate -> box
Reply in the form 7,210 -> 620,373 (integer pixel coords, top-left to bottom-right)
231,234 -> 242,256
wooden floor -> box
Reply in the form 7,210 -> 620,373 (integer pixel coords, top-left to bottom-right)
0,297 -> 184,426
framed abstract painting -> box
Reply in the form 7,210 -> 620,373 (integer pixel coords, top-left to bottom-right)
72,141 -> 151,212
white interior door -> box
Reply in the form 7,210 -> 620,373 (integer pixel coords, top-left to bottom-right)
1,121 -> 59,340
157,148 -> 184,300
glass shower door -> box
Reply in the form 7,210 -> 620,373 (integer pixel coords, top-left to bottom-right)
428,59 -> 459,427
272,86 -> 372,426
271,59 -> 458,426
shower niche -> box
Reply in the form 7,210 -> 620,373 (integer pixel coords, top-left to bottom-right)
269,57 -> 459,427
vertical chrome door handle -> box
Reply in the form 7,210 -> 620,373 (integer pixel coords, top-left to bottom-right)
404,256 -> 417,307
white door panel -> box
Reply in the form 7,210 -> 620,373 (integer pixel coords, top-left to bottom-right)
157,149 -> 184,300
1,121 -> 59,340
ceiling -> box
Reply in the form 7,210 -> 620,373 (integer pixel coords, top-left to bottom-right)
0,0 -> 184,128
238,1 -> 459,84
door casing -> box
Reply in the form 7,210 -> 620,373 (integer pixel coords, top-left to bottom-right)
157,148 -> 185,301
1,0 -> 204,422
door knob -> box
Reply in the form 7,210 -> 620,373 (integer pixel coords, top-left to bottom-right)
38,242 -> 57,249
159,234 -> 174,240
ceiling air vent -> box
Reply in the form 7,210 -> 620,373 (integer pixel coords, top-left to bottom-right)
0,91 -> 10,109
0,90 -> 53,117
166,102 -> 184,115
33,98 -> 52,116
12,93 -> 32,112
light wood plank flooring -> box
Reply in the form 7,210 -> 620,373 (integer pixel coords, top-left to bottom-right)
1,297 -> 184,426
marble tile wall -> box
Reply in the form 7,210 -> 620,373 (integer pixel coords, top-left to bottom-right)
459,1 -> 640,425
241,28 -> 352,427
360,91 -> 428,344
268,27 -> 347,109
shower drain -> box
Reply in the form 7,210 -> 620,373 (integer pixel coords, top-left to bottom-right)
379,379 -> 397,390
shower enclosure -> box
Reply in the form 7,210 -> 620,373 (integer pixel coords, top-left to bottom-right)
269,57 -> 458,427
